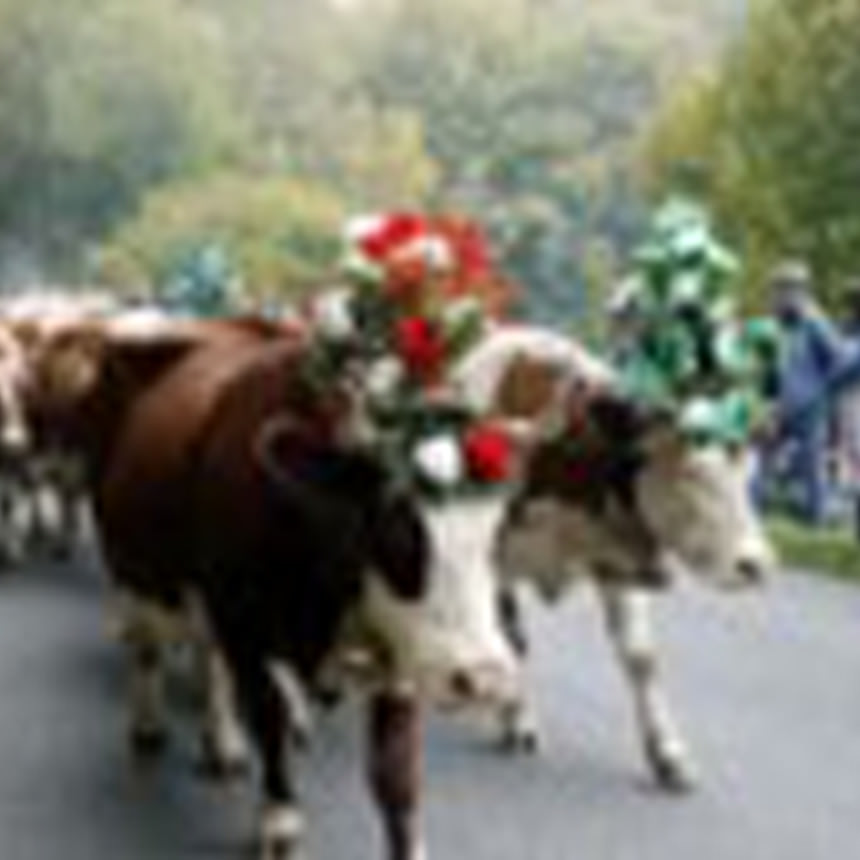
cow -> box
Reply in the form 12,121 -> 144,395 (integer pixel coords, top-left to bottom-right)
0,320 -> 33,566
454,323 -> 776,791
0,291 -> 124,564
35,319 -> 520,860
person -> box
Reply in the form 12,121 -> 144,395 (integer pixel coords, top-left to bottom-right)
756,260 -> 846,524
831,278 -> 860,537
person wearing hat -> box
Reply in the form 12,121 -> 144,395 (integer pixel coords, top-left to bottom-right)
758,260 -> 846,523
830,277 -> 860,537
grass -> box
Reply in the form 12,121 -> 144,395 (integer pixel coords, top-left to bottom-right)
767,515 -> 860,582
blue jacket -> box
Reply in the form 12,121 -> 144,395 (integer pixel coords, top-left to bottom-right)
777,311 -> 845,429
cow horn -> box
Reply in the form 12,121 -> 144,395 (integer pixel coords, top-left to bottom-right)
253,412 -> 308,492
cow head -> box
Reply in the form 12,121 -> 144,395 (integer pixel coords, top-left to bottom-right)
256,410 -> 521,710
635,424 -> 776,588
361,493 -> 521,708
496,387 -> 776,596
23,324 -> 106,416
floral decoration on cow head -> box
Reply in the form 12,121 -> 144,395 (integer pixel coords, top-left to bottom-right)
303,210 -> 518,499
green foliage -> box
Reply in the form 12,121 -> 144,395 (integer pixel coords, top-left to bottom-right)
645,0 -> 860,306
0,0 -> 738,306
96,173 -> 348,301
768,515 -> 860,582
0,0 -> 246,270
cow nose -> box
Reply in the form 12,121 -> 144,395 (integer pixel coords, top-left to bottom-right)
445,660 -> 521,709
449,669 -> 479,701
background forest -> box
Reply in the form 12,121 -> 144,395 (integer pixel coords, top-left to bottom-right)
1,0 -> 854,324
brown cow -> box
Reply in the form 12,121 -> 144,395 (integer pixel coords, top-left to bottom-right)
36,319 -> 518,860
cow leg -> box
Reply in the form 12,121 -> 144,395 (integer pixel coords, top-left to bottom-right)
30,463 -> 76,561
51,460 -> 89,560
597,583 -> 696,791
495,586 -> 539,753
206,602 -> 305,860
366,689 -> 426,860
126,626 -> 169,754
120,596 -> 182,754
227,652 -> 303,860
185,597 -> 251,777
0,474 -> 23,568
197,644 -> 252,778
22,465 -> 54,558
46,480 -> 79,561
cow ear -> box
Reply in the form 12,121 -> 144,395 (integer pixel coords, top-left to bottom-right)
8,320 -> 40,351
588,392 -> 653,442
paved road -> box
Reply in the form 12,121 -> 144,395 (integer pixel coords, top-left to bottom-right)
1,552 -> 859,860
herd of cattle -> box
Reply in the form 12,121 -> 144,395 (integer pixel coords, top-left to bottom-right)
0,291 -> 776,860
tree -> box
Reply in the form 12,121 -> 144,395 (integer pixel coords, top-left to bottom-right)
0,0 -> 247,278
645,0 -> 860,304
96,172 -> 349,302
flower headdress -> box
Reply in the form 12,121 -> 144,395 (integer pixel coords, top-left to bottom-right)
305,211 -> 516,498
612,197 -> 781,445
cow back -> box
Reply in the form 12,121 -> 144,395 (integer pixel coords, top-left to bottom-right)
93,326 -> 278,603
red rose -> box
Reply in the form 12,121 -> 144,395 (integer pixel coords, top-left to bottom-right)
360,212 -> 427,262
463,423 -> 513,483
395,317 -> 446,384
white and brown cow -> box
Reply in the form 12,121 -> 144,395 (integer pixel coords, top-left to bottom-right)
0,320 -> 33,566
31,318 -> 520,860
0,291 -> 124,564
455,323 -> 776,790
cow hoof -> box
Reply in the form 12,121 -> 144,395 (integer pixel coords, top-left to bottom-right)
196,732 -> 251,780
261,805 -> 304,860
498,725 -> 540,754
130,725 -> 168,758
196,747 -> 251,781
497,704 -> 541,754
648,747 -> 697,793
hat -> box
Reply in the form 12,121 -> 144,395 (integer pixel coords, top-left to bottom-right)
769,259 -> 811,291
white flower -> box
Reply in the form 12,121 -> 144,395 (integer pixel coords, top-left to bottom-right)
364,357 -> 404,401
412,435 -> 464,488
312,289 -> 355,341
419,235 -> 455,271
343,213 -> 385,244
680,397 -> 718,437
392,235 -> 454,272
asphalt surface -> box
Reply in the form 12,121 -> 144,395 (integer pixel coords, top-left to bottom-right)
1,550 -> 859,860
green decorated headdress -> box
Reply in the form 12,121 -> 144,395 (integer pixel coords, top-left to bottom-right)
615,197 -> 781,445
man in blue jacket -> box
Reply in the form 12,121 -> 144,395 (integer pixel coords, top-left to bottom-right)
760,261 -> 845,523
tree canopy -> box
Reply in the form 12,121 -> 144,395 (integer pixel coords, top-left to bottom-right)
645,0 -> 860,305
0,0 -> 738,317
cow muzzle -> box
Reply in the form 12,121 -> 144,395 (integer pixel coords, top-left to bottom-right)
439,657 -> 523,712
724,547 -> 777,589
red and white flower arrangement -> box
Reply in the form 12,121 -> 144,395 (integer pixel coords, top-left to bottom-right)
306,210 -> 518,498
